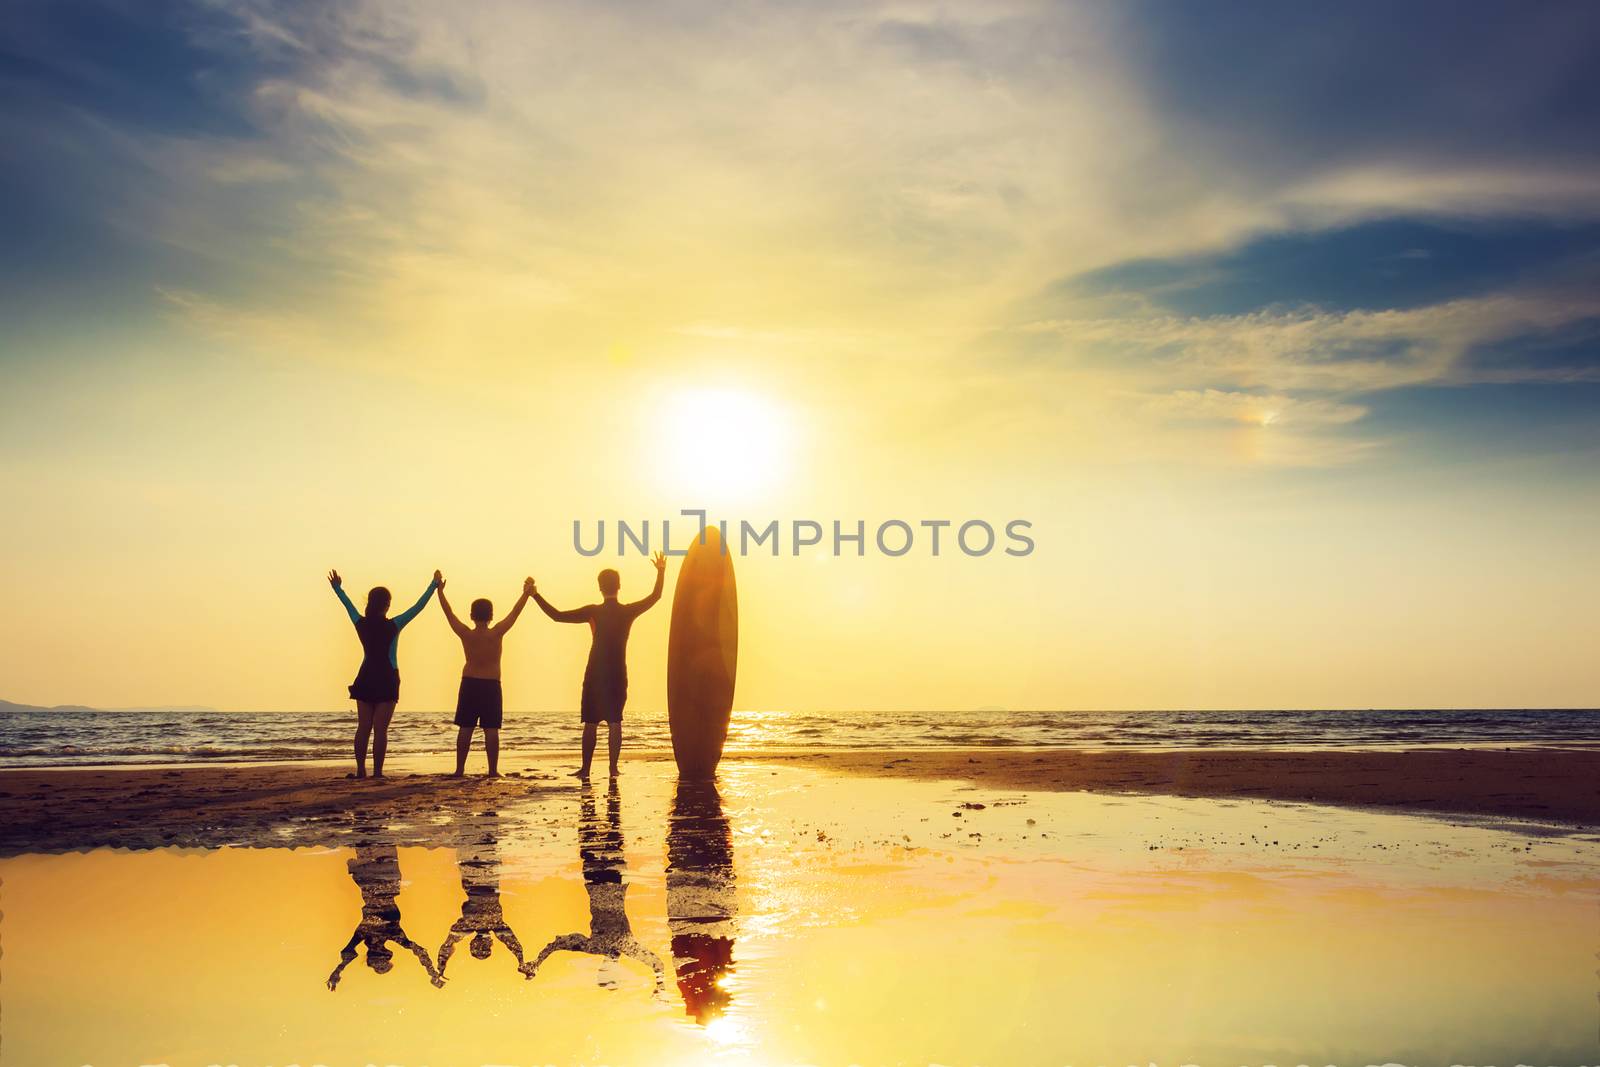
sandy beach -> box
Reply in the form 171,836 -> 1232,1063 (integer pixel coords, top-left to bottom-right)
749,745 -> 1600,826
4,745 -> 1595,856
4,756 -> 1598,1066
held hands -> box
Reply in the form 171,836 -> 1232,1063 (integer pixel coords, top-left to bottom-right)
652,551 -> 666,574
334,567 -> 542,597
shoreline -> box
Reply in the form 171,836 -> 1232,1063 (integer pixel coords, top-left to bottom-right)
5,738 -> 1596,773
1,746 -> 1596,856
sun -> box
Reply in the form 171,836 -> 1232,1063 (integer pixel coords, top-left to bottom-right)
657,386 -> 793,500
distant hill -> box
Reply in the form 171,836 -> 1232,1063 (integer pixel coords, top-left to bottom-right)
0,699 -> 101,714
0,699 -> 217,714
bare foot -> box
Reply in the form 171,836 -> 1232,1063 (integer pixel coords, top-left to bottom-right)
570,767 -> 590,779
609,767 -> 621,778
449,770 -> 465,778
487,771 -> 501,778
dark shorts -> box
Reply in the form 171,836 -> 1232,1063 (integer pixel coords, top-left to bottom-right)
580,676 -> 627,724
454,677 -> 504,730
350,664 -> 400,704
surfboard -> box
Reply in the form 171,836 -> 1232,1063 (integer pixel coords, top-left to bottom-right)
667,525 -> 738,778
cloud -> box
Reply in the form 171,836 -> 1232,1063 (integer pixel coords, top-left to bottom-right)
1141,389 -> 1367,429
154,286 -> 320,350
1131,389 -> 1377,468
4,0 -> 1600,468
0,1 -> 1185,365
1001,289 -> 1600,466
1001,211 -> 1600,464
1283,166 -> 1600,224
8,2 -> 1597,344
1025,292 -> 1600,394
1115,1 -> 1600,220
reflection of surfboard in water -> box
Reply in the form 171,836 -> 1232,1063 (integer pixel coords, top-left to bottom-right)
667,526 -> 737,779
667,780 -> 736,1024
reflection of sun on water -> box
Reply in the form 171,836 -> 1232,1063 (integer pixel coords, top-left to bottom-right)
658,386 -> 793,501
702,1014 -> 746,1045
696,1011 -> 760,1060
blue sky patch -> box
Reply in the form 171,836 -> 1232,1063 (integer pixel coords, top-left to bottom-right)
1063,218 -> 1600,317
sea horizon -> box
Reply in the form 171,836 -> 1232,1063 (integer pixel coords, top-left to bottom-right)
5,705 -> 1599,768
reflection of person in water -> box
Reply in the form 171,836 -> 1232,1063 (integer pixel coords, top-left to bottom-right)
525,781 -> 665,992
328,844 -> 443,990
438,810 -> 528,977
667,780 -> 738,1024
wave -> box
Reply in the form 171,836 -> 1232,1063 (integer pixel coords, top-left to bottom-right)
3,707 -> 1599,768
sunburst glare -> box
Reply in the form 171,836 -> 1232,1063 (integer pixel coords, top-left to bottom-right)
655,386 -> 794,502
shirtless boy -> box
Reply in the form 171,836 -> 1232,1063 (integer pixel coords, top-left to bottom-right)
436,569 -> 534,777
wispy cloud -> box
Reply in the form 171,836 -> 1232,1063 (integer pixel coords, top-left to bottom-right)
1141,389 -> 1368,429
1001,288 -> 1600,465
4,0 -> 1599,465
1024,292 -> 1600,394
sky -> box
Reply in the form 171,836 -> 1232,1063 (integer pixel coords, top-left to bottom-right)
1,0 -> 1598,713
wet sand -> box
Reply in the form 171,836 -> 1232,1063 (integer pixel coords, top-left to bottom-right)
4,759 -> 1598,1066
0,759 -> 570,854
748,745 -> 1600,827
2,745 -> 1596,855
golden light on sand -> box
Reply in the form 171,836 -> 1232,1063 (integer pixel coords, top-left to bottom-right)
657,386 -> 793,500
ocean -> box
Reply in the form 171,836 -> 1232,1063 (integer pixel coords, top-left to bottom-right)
1,707 -> 1598,767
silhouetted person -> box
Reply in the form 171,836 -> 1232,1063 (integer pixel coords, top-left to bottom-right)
667,780 -> 738,1024
328,843 -> 443,990
524,781 -> 665,992
533,552 -> 666,779
329,569 -> 438,779
437,809 -> 528,977
437,570 -> 533,777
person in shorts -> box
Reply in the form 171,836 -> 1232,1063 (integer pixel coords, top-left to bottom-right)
328,569 -> 438,780
436,570 -> 533,777
532,552 -> 665,779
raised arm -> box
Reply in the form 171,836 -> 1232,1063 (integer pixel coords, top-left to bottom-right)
532,585 -> 593,624
495,924 -> 527,967
436,929 -> 466,976
392,575 -> 439,630
435,573 -> 469,637
329,570 -> 360,626
522,933 -> 589,978
327,933 -> 360,990
398,934 -> 445,987
492,578 -> 535,635
625,552 -> 667,616
624,938 -> 668,994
